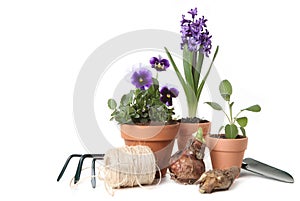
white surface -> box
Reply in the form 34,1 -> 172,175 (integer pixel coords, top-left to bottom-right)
0,0 -> 299,200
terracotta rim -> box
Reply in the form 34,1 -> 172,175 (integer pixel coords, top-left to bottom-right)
179,121 -> 211,126
121,122 -> 180,141
206,135 -> 248,152
178,121 -> 211,135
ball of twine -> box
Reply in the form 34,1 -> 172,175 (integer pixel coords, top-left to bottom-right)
100,145 -> 157,191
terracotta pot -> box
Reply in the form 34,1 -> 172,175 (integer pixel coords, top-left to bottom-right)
206,135 -> 248,170
121,123 -> 179,177
177,121 -> 211,151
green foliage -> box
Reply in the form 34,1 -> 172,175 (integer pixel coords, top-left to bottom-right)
195,127 -> 205,143
204,102 -> 222,111
242,105 -> 261,112
225,124 -> 238,139
107,99 -> 117,110
205,80 -> 261,139
108,83 -> 175,124
183,44 -> 195,92
219,79 -> 232,101
164,46 -> 219,117
240,127 -> 246,137
236,117 -> 248,127
218,126 -> 224,133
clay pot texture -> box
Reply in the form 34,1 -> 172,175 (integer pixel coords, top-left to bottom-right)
121,122 -> 179,177
177,122 -> 211,151
206,135 -> 248,170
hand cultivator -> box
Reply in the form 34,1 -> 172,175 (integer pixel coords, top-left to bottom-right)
57,154 -> 105,188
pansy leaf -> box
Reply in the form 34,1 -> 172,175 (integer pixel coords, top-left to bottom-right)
128,107 -> 136,115
108,99 -> 117,110
121,93 -> 133,106
111,110 -> 118,116
142,113 -> 148,118
152,78 -> 159,89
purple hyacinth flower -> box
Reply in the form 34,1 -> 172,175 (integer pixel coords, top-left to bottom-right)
160,87 -> 179,106
180,15 -> 191,26
188,37 -> 200,52
199,16 -> 208,27
180,8 -> 212,55
199,30 -> 212,56
188,8 -> 198,19
150,55 -> 170,71
131,68 -> 153,90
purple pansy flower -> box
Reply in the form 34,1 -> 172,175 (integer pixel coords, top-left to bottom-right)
131,68 -> 153,90
150,55 -> 170,71
180,7 -> 212,56
160,86 -> 179,106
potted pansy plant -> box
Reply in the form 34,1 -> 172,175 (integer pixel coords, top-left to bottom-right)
108,56 -> 179,177
164,7 -> 219,150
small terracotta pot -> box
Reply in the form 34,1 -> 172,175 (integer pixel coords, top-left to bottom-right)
206,135 -> 248,170
121,123 -> 179,177
177,121 -> 211,151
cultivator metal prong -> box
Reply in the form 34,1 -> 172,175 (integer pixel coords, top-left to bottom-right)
57,154 -> 82,182
57,153 -> 105,187
91,157 -> 105,188
74,154 -> 105,184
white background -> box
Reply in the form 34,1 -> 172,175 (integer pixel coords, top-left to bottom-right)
0,0 -> 299,200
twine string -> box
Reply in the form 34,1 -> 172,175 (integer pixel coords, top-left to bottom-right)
69,145 -> 161,196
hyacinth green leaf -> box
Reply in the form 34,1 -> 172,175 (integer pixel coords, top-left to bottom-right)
164,47 -> 188,95
183,44 -> 195,91
225,124 -> 238,139
219,79 -> 232,101
205,102 -> 222,110
242,104 -> 261,112
107,99 -> 117,110
194,51 -> 204,90
196,46 -> 219,102
165,47 -> 197,116
237,117 -> 248,127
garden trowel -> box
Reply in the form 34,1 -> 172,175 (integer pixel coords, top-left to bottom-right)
241,158 -> 294,183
